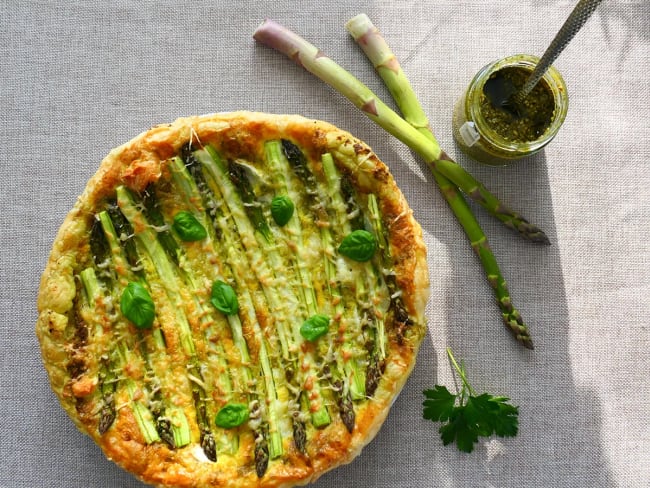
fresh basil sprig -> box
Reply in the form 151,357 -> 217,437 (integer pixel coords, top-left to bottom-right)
215,403 -> 250,428
173,211 -> 207,241
120,281 -> 155,329
270,195 -> 294,226
211,280 -> 239,315
300,314 -> 330,341
338,229 -> 377,262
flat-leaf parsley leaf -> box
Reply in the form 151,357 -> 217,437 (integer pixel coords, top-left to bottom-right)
423,348 -> 519,453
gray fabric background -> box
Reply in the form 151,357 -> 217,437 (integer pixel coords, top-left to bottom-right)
1,1 -> 648,487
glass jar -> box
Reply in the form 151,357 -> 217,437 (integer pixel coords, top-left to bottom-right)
451,54 -> 568,165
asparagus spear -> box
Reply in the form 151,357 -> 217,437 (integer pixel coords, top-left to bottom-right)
78,266 -> 161,443
98,209 -> 194,446
116,187 -> 197,356
264,140 -> 318,317
345,14 -> 533,349
115,187 -> 246,455
267,140 -> 359,431
194,145 -> 332,429
253,19 -> 549,245
185,146 -> 291,463
169,153 -> 285,459
322,153 -> 390,397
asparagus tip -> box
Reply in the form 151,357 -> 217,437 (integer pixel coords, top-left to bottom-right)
521,337 -> 535,350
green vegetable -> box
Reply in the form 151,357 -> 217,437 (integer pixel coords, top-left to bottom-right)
300,314 -> 330,341
189,146 -> 287,461
211,280 -> 239,315
120,281 -> 155,329
99,210 -> 190,445
142,185 -> 180,265
228,160 -> 273,242
254,19 -> 549,244
195,145 -> 332,429
344,14 -> 533,349
338,230 -> 377,262
270,195 -> 294,226
320,152 -> 372,403
117,186 -> 196,355
173,210 -> 207,241
215,403 -> 250,428
423,348 -> 519,453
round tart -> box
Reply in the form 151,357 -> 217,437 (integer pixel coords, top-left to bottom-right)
36,111 -> 429,487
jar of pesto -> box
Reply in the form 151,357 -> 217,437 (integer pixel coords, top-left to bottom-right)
452,54 -> 568,165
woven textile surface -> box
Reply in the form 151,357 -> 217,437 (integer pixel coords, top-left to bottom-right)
1,1 -> 648,487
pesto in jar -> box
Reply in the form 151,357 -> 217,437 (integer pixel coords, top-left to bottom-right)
480,67 -> 555,143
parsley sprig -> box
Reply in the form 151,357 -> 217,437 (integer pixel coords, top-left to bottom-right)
423,348 -> 519,453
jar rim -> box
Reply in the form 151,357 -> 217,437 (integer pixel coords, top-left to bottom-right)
466,54 -> 569,156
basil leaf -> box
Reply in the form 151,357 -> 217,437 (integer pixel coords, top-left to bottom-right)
120,281 -> 155,329
215,403 -> 249,428
300,314 -> 330,341
173,211 -> 207,241
211,280 -> 239,315
270,195 -> 294,227
338,229 -> 377,262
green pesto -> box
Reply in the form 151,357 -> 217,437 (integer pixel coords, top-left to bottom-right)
481,67 -> 555,142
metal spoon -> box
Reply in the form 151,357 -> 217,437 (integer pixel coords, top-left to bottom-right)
484,0 -> 603,114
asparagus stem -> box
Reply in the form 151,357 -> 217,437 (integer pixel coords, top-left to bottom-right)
118,344 -> 161,444
187,146 -> 290,460
195,145 -> 332,428
196,146 -> 293,360
142,186 -> 180,265
78,267 -> 116,434
80,265 -> 162,442
346,14 -> 533,349
99,209 -> 195,445
253,19 -> 549,244
97,356 -> 117,435
321,152 -> 380,399
268,140 -> 361,432
169,154 -> 271,457
264,140 -> 318,316
116,186 -> 197,356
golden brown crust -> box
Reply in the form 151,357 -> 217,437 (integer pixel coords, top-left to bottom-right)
36,111 -> 429,488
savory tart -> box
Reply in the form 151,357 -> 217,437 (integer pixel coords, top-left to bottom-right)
36,111 -> 429,487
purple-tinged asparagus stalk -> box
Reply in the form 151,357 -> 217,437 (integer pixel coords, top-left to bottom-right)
345,13 -> 532,349
253,19 -> 549,245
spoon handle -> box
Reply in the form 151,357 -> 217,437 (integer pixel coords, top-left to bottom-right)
514,0 -> 603,102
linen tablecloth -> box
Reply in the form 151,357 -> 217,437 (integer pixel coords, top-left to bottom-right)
1,1 -> 648,487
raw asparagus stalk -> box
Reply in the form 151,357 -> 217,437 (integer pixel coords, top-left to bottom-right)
253,19 -> 549,244
346,14 -> 534,349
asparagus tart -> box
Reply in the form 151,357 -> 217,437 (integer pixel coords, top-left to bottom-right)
36,111 -> 429,487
